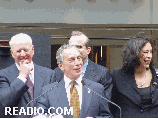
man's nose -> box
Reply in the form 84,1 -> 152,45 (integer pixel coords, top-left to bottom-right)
147,52 -> 152,58
20,50 -> 26,56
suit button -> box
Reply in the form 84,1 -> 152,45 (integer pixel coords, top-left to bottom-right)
140,110 -> 144,113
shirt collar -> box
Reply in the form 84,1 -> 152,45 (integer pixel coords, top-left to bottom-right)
64,75 -> 82,88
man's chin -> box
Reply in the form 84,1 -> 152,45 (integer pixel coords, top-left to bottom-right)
72,73 -> 82,79
19,60 -> 25,63
17,59 -> 31,64
75,70 -> 82,75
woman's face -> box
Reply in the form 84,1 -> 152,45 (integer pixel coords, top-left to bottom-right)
139,42 -> 152,69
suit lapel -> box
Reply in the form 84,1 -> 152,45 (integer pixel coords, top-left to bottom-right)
55,79 -> 72,118
80,78 -> 93,118
22,91 -> 32,107
33,64 -> 45,106
8,64 -> 19,82
8,64 -> 31,105
121,71 -> 141,105
123,72 -> 139,92
150,79 -> 158,104
84,60 -> 97,80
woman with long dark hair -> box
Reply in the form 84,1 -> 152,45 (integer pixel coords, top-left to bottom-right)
111,32 -> 158,118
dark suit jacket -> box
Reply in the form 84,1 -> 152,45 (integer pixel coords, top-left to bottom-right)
35,78 -> 112,118
53,59 -> 112,100
0,64 -> 54,118
111,66 -> 158,118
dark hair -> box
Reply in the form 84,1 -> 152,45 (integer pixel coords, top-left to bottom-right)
123,32 -> 153,73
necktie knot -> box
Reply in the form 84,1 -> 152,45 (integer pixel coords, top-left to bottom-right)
71,80 -> 76,86
70,81 -> 77,94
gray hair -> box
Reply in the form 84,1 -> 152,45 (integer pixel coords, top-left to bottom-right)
56,44 -> 74,63
9,33 -> 33,52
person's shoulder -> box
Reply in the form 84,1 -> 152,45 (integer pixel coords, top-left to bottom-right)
111,67 -> 123,78
0,64 -> 15,73
88,59 -> 109,71
54,67 -> 62,73
35,64 -> 54,72
54,67 -> 63,76
54,66 -> 60,71
112,67 -> 123,72
83,77 -> 104,89
150,66 -> 157,77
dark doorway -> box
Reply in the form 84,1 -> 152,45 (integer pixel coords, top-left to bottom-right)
89,46 -> 107,67
51,45 -> 61,69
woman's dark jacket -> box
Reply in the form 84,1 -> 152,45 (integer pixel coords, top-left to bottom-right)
110,66 -> 158,118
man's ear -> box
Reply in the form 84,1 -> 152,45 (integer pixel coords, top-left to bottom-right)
10,49 -> 14,58
57,62 -> 64,71
32,45 -> 35,56
87,47 -> 91,55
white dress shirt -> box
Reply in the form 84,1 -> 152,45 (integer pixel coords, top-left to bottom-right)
64,75 -> 83,109
16,61 -> 34,84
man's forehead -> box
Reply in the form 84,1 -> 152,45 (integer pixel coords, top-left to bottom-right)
63,47 -> 80,56
12,42 -> 31,50
12,42 -> 31,47
69,35 -> 87,43
64,47 -> 78,53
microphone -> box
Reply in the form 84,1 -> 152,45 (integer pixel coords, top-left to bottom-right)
26,80 -> 60,107
81,80 -> 122,118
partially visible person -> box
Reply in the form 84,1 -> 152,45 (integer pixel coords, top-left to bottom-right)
111,32 -> 158,118
0,33 -> 54,118
53,31 -> 112,100
155,68 -> 158,78
34,44 -> 112,118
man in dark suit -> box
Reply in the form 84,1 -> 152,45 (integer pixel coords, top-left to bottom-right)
35,44 -> 112,118
0,33 -> 54,118
53,31 -> 112,100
